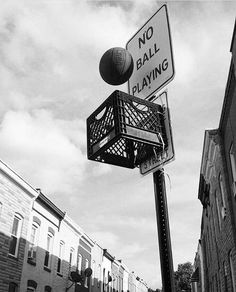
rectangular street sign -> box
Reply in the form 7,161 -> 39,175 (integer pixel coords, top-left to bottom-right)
139,91 -> 174,175
126,4 -> 174,100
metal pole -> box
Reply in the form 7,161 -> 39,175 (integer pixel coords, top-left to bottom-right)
153,169 -> 175,292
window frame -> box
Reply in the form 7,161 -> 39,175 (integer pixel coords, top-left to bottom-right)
69,247 -> 75,267
44,285 -> 52,292
9,214 -> 23,257
77,253 -> 82,274
219,173 -> 226,218
92,260 -> 95,286
97,264 -> 101,288
28,221 -> 40,264
44,230 -> 54,269
26,279 -> 37,292
84,258 -> 89,287
57,240 -> 65,274
8,282 -> 18,292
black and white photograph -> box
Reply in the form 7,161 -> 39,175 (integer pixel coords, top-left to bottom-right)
0,1 -> 236,291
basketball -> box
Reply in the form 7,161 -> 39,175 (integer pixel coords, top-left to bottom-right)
99,47 -> 134,85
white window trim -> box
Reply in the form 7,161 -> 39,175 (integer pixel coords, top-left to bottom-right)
57,241 -> 65,274
84,259 -> 89,287
28,222 -> 40,260
97,264 -> 101,288
69,247 -> 75,267
9,214 -> 23,257
92,260 -> 95,286
77,253 -> 82,273
44,231 -> 54,268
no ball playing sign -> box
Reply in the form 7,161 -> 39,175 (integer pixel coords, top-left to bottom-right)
126,4 -> 175,99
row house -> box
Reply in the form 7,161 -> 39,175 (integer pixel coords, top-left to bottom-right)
75,234 -> 94,292
91,242 -> 103,292
195,129 -> 236,291
128,272 -> 136,292
102,249 -> 114,292
21,189 -> 65,292
121,262 -> 129,292
0,160 -> 38,292
192,20 -> 236,292
0,160 -> 150,292
111,259 -> 120,292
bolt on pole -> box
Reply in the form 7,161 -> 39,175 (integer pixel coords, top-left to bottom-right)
153,169 -> 175,292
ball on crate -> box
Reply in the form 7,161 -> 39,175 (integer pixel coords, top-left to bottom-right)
99,47 -> 134,85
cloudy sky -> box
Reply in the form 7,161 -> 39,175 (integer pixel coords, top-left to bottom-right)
0,0 -> 235,289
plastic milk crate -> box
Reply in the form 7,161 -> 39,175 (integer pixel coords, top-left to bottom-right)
87,90 -> 168,169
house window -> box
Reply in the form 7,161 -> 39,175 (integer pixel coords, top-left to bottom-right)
44,231 -> 54,269
28,222 -> 40,264
9,214 -> 23,257
103,268 -> 106,292
107,272 -> 111,292
230,144 -> 236,196
116,276 -> 119,292
8,282 -> 18,292
229,250 -> 236,292
57,241 -> 65,274
44,286 -> 52,292
27,280 -> 37,292
69,247 -> 75,267
112,274 -> 116,292
97,264 -> 101,288
92,260 -> 95,286
77,254 -> 82,273
84,259 -> 89,287
118,276 -> 121,292
219,173 -> 226,218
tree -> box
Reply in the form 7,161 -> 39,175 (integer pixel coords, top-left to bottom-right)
174,262 -> 193,292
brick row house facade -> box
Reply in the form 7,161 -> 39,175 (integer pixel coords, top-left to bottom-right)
0,158 -> 149,292
0,160 -> 38,292
191,21 -> 236,292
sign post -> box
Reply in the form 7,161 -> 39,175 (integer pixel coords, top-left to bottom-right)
153,170 -> 175,292
127,5 -> 176,291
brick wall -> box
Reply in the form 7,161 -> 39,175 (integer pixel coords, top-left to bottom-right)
198,130 -> 236,291
0,165 -> 37,291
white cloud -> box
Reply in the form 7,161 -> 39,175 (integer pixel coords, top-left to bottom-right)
0,109 -> 86,194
